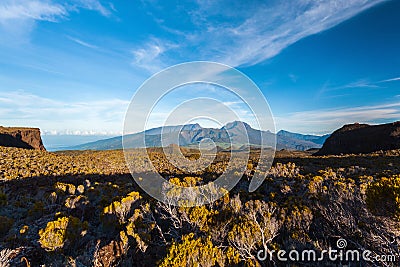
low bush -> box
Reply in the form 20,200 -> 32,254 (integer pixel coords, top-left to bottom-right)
38,216 -> 88,251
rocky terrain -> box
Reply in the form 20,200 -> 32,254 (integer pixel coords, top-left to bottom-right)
0,146 -> 399,266
315,121 -> 400,155
0,126 -> 45,151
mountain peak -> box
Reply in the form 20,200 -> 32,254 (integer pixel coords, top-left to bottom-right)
182,123 -> 202,131
277,130 -> 290,134
222,121 -> 252,130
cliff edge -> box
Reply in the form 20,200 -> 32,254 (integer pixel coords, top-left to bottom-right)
314,121 -> 400,155
0,126 -> 46,151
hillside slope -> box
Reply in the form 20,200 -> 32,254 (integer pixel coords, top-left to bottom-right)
315,121 -> 400,155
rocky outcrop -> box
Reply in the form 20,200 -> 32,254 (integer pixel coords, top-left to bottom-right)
0,126 -> 46,151
314,121 -> 400,155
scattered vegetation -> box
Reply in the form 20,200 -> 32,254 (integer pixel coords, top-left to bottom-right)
366,175 -> 400,218
160,233 -> 225,267
0,146 -> 399,266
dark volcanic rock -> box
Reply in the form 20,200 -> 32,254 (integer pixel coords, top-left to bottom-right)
0,126 -> 46,150
314,121 -> 400,155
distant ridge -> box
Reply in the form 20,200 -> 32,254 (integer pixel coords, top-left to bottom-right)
277,130 -> 329,151
277,130 -> 329,145
67,121 -> 329,151
315,121 -> 400,155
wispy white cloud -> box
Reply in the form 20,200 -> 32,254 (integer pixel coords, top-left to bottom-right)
0,0 -> 114,43
379,77 -> 400,83
222,101 -> 242,107
318,75 -> 400,97
0,0 -> 112,22
0,0 -> 67,22
144,0 -> 384,68
199,0 -> 386,66
71,0 -> 112,17
275,102 -> 400,134
42,129 -> 122,136
319,79 -> 382,96
0,0 -> 66,43
67,35 -> 98,49
0,90 -> 129,134
338,79 -> 382,89
131,38 -> 177,73
3,91 -> 396,136
146,98 -> 255,131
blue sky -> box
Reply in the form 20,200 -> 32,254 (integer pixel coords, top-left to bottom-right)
0,0 -> 399,136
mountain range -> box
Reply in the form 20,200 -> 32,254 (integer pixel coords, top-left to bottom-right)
67,121 -> 330,151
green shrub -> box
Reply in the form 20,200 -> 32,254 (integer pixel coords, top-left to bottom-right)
159,233 -> 224,267
228,219 -> 260,255
308,175 -> 324,195
38,216 -> 88,251
102,191 -> 141,224
181,205 -> 217,232
366,175 -> 400,218
125,203 -> 154,252
54,182 -> 76,195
